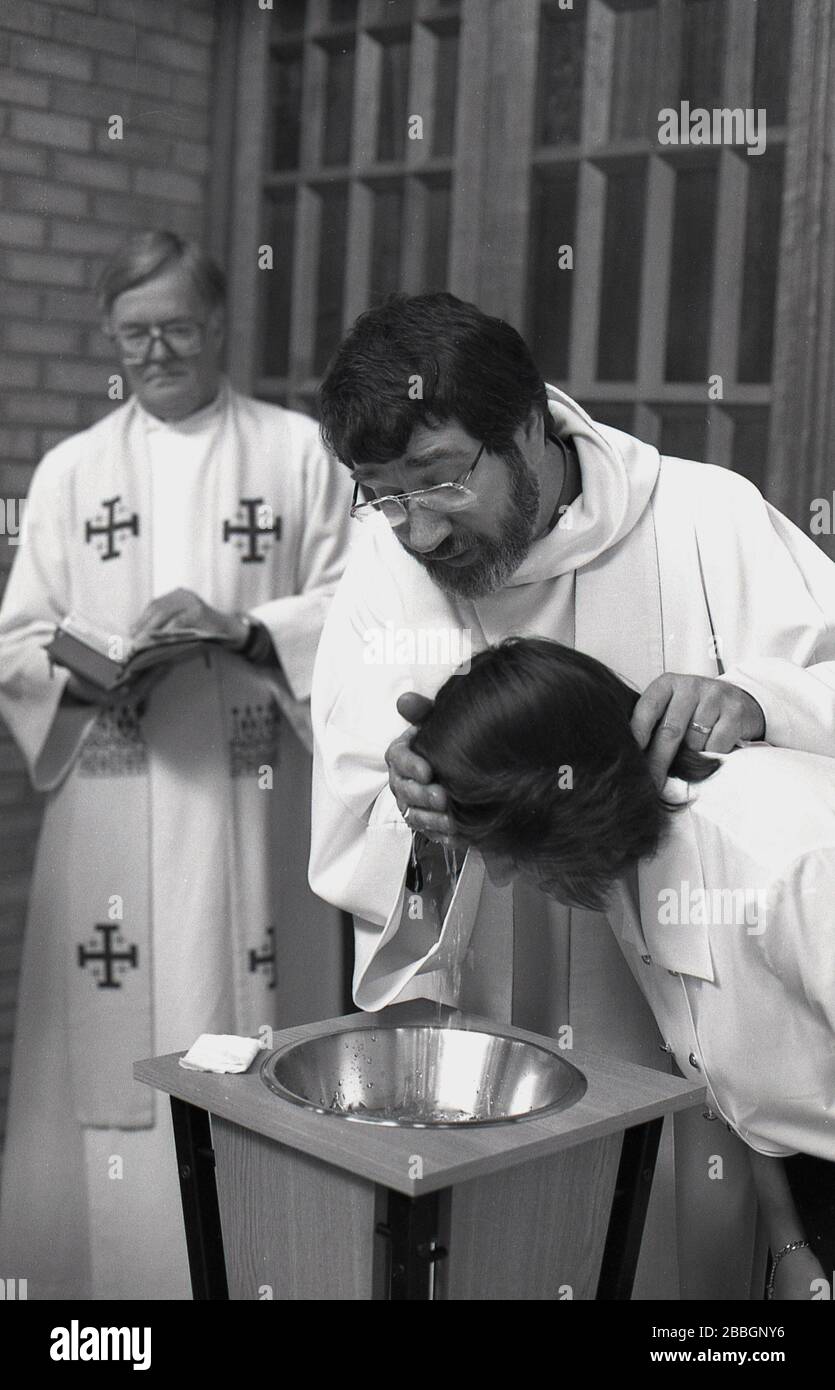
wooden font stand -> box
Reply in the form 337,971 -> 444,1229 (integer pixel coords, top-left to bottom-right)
135,1012 -> 704,1301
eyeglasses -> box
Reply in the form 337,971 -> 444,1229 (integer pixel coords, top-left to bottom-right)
350,442 -> 486,530
109,320 -> 206,363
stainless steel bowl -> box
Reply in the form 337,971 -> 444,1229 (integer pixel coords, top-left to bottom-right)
260,1024 -> 586,1127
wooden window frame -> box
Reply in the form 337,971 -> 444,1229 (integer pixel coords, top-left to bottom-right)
218,0 -> 492,411
216,0 -> 800,488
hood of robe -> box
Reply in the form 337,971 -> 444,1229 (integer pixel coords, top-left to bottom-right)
504,384 -> 661,585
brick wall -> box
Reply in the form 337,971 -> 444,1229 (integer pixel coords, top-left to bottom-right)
0,0 -> 222,1159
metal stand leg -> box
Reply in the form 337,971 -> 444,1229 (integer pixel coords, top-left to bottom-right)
170,1098 -> 229,1301
340,910 -> 355,1015
596,1117 -> 664,1300
376,1189 -> 449,1300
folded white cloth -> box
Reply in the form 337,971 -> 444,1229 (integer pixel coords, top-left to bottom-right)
178,1033 -> 264,1074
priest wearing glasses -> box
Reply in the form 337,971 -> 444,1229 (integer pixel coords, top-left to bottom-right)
310,291 -> 835,1300
0,230 -> 353,1299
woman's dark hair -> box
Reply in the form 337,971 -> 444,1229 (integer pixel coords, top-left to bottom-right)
412,638 -> 720,911
317,292 -> 548,467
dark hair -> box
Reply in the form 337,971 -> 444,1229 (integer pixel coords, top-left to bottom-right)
96,230 -> 226,315
317,292 -> 549,467
412,638 -> 719,910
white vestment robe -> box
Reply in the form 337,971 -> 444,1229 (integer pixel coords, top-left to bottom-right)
310,385 -> 835,1299
612,746 -> 835,1162
0,381 -> 353,1299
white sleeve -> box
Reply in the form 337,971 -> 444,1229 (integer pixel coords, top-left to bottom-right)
309,534 -> 486,1007
352,848 -> 486,1011
0,446 -> 95,790
251,427 -> 354,701
308,542 -> 414,925
720,502 -> 835,755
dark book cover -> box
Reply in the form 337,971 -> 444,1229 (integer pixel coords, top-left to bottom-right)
44,620 -> 228,693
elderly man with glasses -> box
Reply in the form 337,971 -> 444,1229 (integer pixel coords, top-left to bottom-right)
0,229 -> 352,1300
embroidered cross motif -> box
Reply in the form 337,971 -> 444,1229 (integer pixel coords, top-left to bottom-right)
248,927 -> 276,990
84,496 -> 139,560
228,702 -> 279,778
222,498 -> 282,563
78,923 -> 139,988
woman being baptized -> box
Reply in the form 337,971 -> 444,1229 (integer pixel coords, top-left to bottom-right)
412,637 -> 834,1300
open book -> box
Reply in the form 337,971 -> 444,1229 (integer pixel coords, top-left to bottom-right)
44,612 -> 314,751
44,612 -> 233,693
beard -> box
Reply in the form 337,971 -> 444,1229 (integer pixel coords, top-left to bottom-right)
406,444 -> 541,599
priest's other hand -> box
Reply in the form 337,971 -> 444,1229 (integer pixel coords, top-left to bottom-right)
386,691 -> 461,845
130,588 -> 247,648
632,673 -> 766,787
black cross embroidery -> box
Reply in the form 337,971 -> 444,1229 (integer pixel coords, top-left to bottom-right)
78,923 -> 139,989
85,496 -> 140,561
248,927 -> 276,990
222,498 -> 282,563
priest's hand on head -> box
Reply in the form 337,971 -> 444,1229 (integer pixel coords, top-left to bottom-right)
386,691 -> 463,848
631,672 -> 766,788
130,587 -> 248,649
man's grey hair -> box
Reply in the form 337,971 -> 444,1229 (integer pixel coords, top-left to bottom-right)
96,229 -> 226,315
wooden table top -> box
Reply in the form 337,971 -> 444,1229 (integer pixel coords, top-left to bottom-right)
134,1009 -> 705,1196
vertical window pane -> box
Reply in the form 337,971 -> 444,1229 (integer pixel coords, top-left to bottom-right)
368,0 -> 416,22
321,43 -> 355,166
729,408 -> 769,488
608,3 -> 659,141
370,183 -> 404,302
738,151 -> 784,383
678,0 -> 726,110
597,162 -> 647,381
328,0 -> 359,24
665,162 -> 718,382
536,4 -> 586,146
752,0 -> 793,125
261,193 -> 297,379
269,50 -> 304,171
422,178 -> 451,290
431,28 -> 459,157
526,168 -> 578,381
274,0 -> 307,35
314,185 -> 349,374
657,406 -> 707,460
377,37 -> 412,162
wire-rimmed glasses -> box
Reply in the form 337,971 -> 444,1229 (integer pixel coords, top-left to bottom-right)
350,442 -> 486,530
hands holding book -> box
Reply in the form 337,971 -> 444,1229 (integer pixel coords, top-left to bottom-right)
51,588 -> 268,710
64,662 -> 170,709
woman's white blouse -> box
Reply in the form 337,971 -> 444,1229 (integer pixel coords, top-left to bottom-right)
607,744 -> 835,1159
